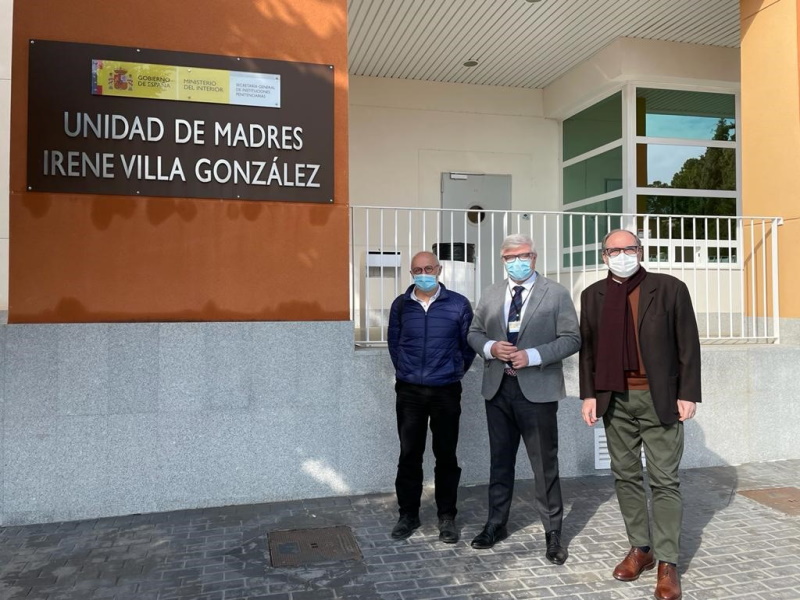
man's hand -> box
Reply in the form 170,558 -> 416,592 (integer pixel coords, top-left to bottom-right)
677,400 -> 696,422
490,341 -> 518,362
581,398 -> 598,426
509,350 -> 529,369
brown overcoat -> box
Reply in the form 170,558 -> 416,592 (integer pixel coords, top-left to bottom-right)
579,271 -> 702,425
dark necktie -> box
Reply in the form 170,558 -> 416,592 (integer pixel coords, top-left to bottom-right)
507,285 -> 525,344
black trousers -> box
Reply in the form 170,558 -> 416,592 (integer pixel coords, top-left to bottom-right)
485,375 -> 562,532
395,379 -> 462,519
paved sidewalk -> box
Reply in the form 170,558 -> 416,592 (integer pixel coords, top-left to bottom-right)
1,460 -> 799,600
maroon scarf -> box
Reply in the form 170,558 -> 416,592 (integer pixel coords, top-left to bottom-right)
594,266 -> 647,393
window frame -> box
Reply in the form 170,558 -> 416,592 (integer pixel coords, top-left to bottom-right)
559,81 -> 741,269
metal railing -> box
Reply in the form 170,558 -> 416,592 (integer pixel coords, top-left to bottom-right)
350,206 -> 782,346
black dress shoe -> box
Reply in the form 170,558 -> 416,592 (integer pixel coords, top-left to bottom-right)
470,523 -> 508,549
438,518 -> 459,544
391,515 -> 421,540
545,530 -> 568,564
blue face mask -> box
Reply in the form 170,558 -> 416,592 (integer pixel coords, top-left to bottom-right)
505,258 -> 533,282
413,274 -> 438,292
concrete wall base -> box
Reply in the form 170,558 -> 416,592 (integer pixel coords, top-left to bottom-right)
0,321 -> 796,525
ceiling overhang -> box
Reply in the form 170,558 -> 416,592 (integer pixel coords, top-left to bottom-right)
348,0 -> 740,89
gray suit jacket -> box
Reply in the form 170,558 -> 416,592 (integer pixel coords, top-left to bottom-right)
468,274 -> 581,402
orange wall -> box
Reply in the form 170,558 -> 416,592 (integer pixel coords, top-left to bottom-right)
9,0 -> 349,323
740,0 -> 800,318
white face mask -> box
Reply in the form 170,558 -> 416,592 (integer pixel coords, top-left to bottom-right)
607,253 -> 640,278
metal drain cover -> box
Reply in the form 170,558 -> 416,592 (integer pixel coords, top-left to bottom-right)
268,526 -> 362,568
738,487 -> 800,516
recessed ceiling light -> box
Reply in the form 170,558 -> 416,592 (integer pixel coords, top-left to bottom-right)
463,59 -> 479,67
525,0 -> 543,3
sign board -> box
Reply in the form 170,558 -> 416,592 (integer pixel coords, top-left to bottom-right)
26,40 -> 334,203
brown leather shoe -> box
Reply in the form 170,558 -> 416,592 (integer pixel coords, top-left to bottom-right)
613,547 -> 656,581
654,562 -> 682,600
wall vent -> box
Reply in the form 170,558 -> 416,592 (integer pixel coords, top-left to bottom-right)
594,427 -> 646,470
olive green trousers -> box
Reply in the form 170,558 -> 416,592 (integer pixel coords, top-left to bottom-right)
603,389 -> 684,564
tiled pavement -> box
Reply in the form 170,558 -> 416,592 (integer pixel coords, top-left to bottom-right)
1,460 -> 799,600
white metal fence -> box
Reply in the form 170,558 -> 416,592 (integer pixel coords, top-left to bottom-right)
350,206 -> 782,346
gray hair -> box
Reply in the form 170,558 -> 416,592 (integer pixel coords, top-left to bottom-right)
501,233 -> 537,254
602,229 -> 641,250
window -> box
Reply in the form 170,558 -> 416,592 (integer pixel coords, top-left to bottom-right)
563,198 -> 623,267
561,92 -> 624,267
638,145 -> 735,190
635,87 -> 738,265
559,86 -> 739,268
636,88 -> 735,140
563,92 -> 622,161
563,147 -> 623,204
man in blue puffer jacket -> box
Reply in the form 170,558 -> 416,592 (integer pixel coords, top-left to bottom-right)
387,250 -> 476,544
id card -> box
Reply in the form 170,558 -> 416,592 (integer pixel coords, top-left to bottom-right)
508,320 -> 521,334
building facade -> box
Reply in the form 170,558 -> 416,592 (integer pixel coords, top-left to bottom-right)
0,0 -> 797,524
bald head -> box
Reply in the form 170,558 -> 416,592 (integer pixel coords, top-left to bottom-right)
602,229 -> 640,251
411,251 -> 439,269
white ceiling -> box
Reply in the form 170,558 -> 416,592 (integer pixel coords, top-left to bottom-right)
348,0 -> 741,89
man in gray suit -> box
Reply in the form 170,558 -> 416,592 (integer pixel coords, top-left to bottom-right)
468,233 -> 580,564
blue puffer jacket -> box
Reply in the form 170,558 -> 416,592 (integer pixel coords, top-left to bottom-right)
388,283 -> 476,386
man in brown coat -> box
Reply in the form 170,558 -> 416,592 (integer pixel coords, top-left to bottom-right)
579,229 -> 701,600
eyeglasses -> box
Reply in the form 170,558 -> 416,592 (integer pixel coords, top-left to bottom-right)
501,253 -> 535,264
604,246 -> 641,257
411,265 -> 440,275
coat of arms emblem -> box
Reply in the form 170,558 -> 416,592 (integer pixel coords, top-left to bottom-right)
109,68 -> 133,91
